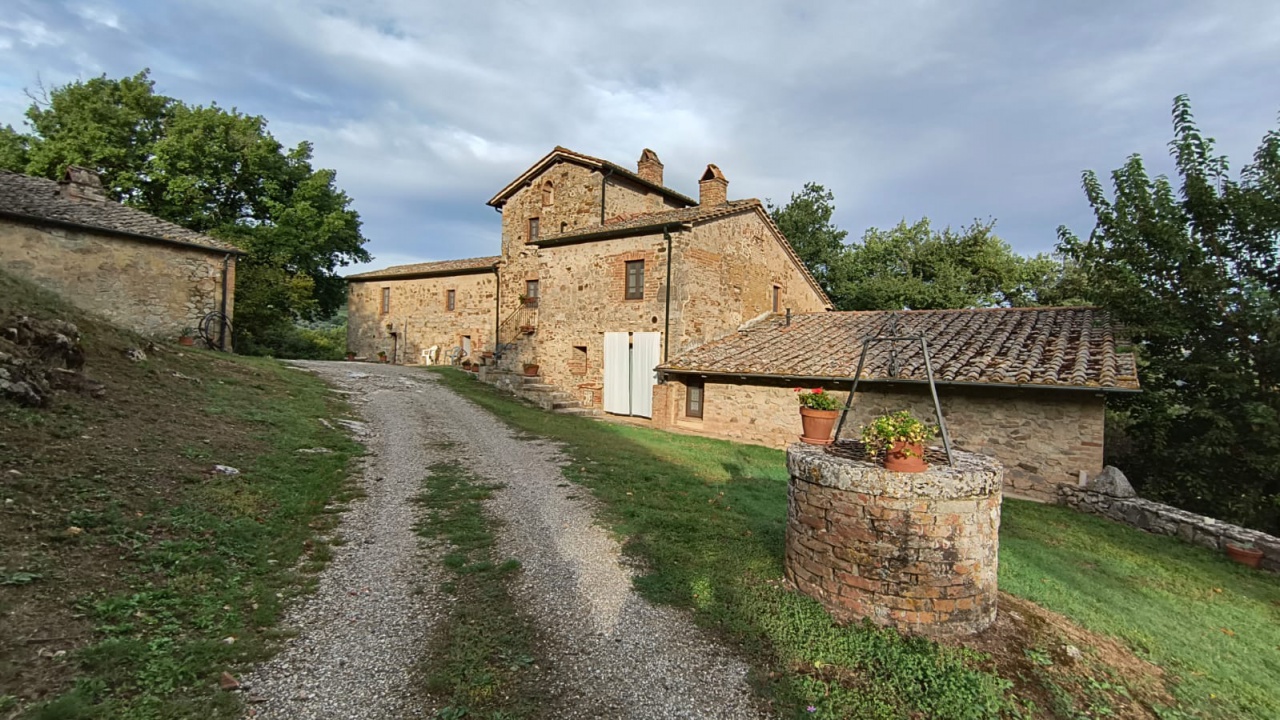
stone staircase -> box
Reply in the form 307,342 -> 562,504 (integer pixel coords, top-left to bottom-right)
480,367 -> 602,418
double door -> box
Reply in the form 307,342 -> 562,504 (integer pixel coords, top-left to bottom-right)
603,332 -> 660,418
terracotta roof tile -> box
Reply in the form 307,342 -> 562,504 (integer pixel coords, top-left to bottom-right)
661,307 -> 1139,391
0,170 -> 241,254
346,256 -> 500,280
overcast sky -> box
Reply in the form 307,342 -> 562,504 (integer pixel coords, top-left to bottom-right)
2,1 -> 1278,274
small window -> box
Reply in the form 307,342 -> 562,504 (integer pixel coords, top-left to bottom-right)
446,289 -> 456,311
625,260 -> 645,300
529,217 -> 539,240
570,345 -> 588,375
685,381 -> 704,418
381,287 -> 391,314
525,279 -> 539,302
542,180 -> 554,206
560,221 -> 568,233
772,285 -> 781,313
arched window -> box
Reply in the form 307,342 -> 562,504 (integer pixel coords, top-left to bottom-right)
542,180 -> 554,206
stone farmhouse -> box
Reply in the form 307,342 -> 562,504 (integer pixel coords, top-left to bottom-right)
0,167 -> 240,347
346,147 -> 1139,500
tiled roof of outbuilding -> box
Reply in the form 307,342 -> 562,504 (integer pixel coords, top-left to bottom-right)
0,170 -> 241,254
346,256 -> 500,281
661,307 -> 1140,391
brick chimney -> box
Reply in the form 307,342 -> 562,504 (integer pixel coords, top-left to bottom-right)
637,148 -> 663,186
58,166 -> 108,203
699,164 -> 727,206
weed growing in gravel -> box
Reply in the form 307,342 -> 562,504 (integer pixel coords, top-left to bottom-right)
413,462 -> 548,719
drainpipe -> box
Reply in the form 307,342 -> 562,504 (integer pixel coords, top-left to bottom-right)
493,266 -> 500,353
219,254 -> 231,351
599,167 -> 615,225
663,225 -> 673,362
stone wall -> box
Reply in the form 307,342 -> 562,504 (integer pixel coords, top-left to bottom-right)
785,443 -> 1003,637
1060,473 -> 1280,572
0,217 -> 235,341
346,271 -> 497,363
652,375 -> 1106,501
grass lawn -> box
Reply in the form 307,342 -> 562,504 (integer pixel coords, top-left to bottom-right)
430,367 -> 1280,720
0,271 -> 361,719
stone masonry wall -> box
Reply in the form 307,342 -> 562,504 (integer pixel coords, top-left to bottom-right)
785,443 -> 1003,637
1060,484 -> 1280,573
652,376 -> 1105,501
0,217 -> 235,340
346,271 -> 496,364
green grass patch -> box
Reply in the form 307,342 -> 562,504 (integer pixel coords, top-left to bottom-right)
1001,500 -> 1280,720
427,369 -> 1016,719
413,461 -> 547,719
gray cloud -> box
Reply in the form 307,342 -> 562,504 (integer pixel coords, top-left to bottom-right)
2,0 -> 1278,271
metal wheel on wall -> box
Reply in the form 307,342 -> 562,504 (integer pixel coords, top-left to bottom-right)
198,311 -> 233,351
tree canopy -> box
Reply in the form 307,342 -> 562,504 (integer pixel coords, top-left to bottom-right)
1058,95 -> 1280,533
4,70 -> 370,354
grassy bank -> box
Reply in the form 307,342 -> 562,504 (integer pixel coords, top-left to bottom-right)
429,368 -> 1280,720
0,271 -> 360,719
412,458 -> 548,719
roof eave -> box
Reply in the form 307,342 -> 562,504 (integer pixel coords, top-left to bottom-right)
0,208 -> 244,256
486,149 -> 696,209
346,264 -> 499,282
657,367 -> 1141,394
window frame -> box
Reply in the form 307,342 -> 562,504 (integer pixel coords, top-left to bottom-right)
446,288 -> 456,311
525,279 -> 540,300
625,260 -> 645,300
529,216 -> 540,241
381,287 -> 391,314
685,380 -> 705,419
772,285 -> 781,313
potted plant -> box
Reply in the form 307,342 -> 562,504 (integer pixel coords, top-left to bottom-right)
178,327 -> 196,347
377,350 -> 388,363
346,351 -> 356,361
523,363 -> 540,377
519,294 -> 538,307
796,388 -> 841,445
520,325 -> 536,334
861,411 -> 938,472
1225,541 -> 1264,568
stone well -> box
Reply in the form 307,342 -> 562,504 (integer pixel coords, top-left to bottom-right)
785,442 -> 1003,637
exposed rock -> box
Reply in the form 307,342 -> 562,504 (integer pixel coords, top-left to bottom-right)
1089,466 -> 1136,498
123,347 -> 147,362
219,672 -> 241,690
296,447 -> 333,454
0,314 -> 94,406
212,465 -> 241,475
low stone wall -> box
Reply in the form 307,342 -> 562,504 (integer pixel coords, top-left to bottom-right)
1060,474 -> 1280,573
785,442 -> 1004,637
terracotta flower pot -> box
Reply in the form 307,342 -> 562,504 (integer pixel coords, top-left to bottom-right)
178,336 -> 195,347
799,407 -> 839,445
523,364 -> 540,377
1225,543 -> 1264,568
884,441 -> 927,473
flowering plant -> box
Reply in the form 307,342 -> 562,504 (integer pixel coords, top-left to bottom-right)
795,387 -> 841,411
860,410 -> 937,458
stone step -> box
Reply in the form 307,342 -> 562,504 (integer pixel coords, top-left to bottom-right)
521,382 -> 556,392
554,407 -> 601,417
551,399 -> 580,410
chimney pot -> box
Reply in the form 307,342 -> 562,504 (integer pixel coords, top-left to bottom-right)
58,166 -> 108,203
637,148 -> 664,186
699,164 -> 728,206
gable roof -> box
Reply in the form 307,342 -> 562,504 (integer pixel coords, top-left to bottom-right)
487,146 -> 697,209
0,170 -> 241,254
346,256 -> 500,282
661,307 -> 1139,392
533,198 -> 833,309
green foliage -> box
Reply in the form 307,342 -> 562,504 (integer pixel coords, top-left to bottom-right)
796,387 -> 841,410
1057,95 -> 1280,533
859,410 -> 937,458
0,124 -> 29,171
5,69 -> 370,351
767,182 -> 849,295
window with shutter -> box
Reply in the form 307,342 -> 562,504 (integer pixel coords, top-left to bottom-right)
625,260 -> 644,300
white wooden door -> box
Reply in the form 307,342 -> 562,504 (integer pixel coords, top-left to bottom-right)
629,332 -> 660,418
603,332 -> 631,415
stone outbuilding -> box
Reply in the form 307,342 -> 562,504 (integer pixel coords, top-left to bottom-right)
346,146 -> 832,414
0,167 -> 240,347
654,307 -> 1140,500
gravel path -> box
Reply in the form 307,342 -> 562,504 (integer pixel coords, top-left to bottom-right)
244,361 -> 766,719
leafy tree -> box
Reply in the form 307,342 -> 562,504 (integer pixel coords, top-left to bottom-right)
0,124 -> 29,171
6,70 -> 369,353
1058,95 -> 1280,532
829,218 -> 1064,310
767,182 -> 848,296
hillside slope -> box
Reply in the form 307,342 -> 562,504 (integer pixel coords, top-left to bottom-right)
0,270 -> 360,719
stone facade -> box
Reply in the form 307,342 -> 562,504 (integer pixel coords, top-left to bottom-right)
346,270 -> 497,363
0,216 -> 236,341
1060,479 -> 1280,573
652,376 -> 1105,501
785,443 -> 1003,637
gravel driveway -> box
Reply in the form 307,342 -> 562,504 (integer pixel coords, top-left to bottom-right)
243,361 -> 765,719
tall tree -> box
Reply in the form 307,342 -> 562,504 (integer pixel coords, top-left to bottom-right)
0,124 -> 29,171
1058,95 -> 1280,532
6,70 -> 370,353
767,182 -> 848,297
829,218 -> 1064,310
